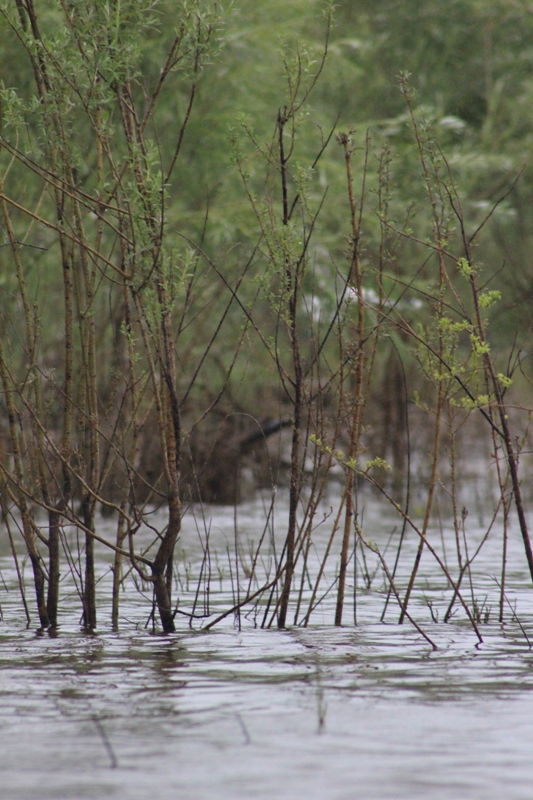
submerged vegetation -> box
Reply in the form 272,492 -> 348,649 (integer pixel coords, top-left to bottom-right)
1,0 -> 533,638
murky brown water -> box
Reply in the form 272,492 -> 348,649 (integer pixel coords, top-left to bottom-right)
1,490 -> 533,799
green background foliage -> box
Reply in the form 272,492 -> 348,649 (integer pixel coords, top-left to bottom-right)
0,0 -> 531,458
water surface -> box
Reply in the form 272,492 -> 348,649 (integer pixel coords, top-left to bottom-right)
1,492 -> 533,799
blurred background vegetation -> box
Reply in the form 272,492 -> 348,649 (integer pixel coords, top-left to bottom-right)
1,0 -> 532,503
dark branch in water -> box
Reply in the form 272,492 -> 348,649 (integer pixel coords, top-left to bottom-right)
239,417 -> 293,450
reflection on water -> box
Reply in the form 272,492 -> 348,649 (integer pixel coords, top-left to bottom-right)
1,492 -> 533,799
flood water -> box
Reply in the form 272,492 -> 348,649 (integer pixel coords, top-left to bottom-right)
2,489 -> 533,799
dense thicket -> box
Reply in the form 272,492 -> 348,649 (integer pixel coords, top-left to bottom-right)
0,0 -> 532,633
